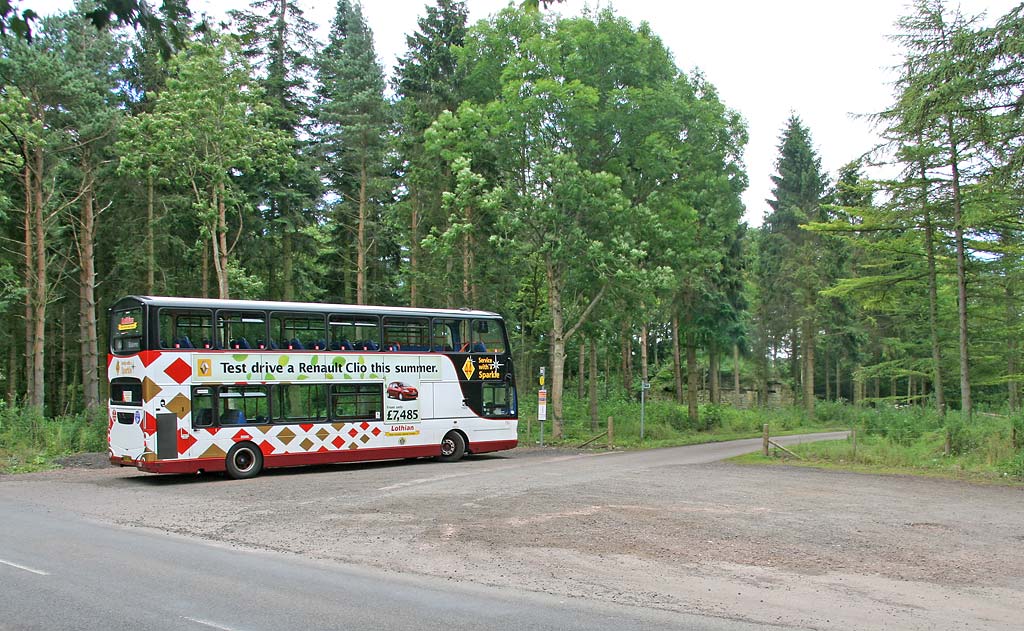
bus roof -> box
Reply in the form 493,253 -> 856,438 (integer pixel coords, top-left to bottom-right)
113,296 -> 503,319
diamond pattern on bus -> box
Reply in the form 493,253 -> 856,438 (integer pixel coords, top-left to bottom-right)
360,421 -> 370,431
142,377 -> 161,403
232,430 -> 253,443
300,438 -> 314,451
200,444 -> 227,459
372,427 -> 381,437
177,428 -> 197,455
164,358 -> 192,384
316,427 -> 330,441
332,436 -> 345,449
142,413 -> 157,437
277,427 -> 296,445
166,393 -> 191,419
348,427 -> 359,438
140,350 -> 161,368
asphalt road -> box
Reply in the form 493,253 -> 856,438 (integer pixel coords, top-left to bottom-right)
1,498 -> 777,631
8,430 -> 1019,630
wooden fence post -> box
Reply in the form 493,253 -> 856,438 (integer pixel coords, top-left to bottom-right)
607,416 -> 614,449
762,424 -> 769,457
851,428 -> 857,461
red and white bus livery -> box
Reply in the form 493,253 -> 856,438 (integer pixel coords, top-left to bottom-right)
107,296 -> 518,478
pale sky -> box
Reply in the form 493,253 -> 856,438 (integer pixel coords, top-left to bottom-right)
32,0 -> 1022,225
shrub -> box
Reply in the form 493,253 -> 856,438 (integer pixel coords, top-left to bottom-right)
1000,451 -> 1024,480
0,403 -> 107,472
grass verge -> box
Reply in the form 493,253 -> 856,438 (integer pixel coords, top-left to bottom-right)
0,403 -> 107,473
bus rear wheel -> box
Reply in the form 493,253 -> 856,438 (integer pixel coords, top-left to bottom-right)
226,442 -> 263,479
438,431 -> 465,463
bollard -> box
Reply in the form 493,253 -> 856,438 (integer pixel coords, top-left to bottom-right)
607,415 -> 614,449
762,424 -> 769,457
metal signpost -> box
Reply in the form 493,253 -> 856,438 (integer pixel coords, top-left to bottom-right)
538,367 -> 546,447
640,381 -> 650,440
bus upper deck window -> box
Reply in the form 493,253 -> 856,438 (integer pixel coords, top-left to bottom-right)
470,319 -> 506,353
217,311 -> 267,350
159,308 -> 213,349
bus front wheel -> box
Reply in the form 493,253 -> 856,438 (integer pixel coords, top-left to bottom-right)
226,442 -> 263,479
438,431 -> 465,463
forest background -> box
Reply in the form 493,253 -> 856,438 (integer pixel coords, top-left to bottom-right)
2,0 -> 1024,471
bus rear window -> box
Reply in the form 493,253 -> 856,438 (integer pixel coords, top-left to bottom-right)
111,307 -> 144,354
110,378 -> 142,406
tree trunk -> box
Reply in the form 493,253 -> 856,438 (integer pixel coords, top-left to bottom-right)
210,182 -> 230,299
588,337 -> 598,433
577,340 -> 586,400
31,145 -> 46,411
686,330 -> 699,423
1009,292 -> 1019,414
462,204 -> 476,305
853,364 -> 862,407
7,337 -> 18,405
824,348 -> 831,401
790,331 -> 800,388
709,341 -> 720,404
923,187 -> 946,415
547,265 -> 567,440
201,238 -> 210,299
621,320 -> 632,395
802,323 -> 815,418
733,343 -> 741,401
673,311 -> 683,404
78,156 -> 100,411
356,160 -> 368,305
282,229 -> 294,301
948,120 -> 971,420
23,151 -> 34,407
146,173 -> 155,294
410,193 -> 420,307
835,354 -> 841,403
60,309 -> 68,413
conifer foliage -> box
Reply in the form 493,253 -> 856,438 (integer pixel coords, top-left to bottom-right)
1,0 -> 1023,426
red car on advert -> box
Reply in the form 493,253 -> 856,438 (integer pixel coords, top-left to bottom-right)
387,381 -> 419,401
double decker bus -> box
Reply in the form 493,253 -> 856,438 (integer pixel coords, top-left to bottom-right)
107,296 -> 518,478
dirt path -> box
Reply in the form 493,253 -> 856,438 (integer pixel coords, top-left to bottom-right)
3,437 -> 1022,630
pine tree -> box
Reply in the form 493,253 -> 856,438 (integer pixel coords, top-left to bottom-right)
759,115 -> 828,417
230,0 -> 321,301
313,0 -> 391,305
394,0 -> 468,307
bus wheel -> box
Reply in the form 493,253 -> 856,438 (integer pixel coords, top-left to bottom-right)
438,431 -> 465,463
226,442 -> 263,479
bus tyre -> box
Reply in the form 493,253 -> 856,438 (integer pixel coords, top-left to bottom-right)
226,443 -> 263,479
438,431 -> 466,463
